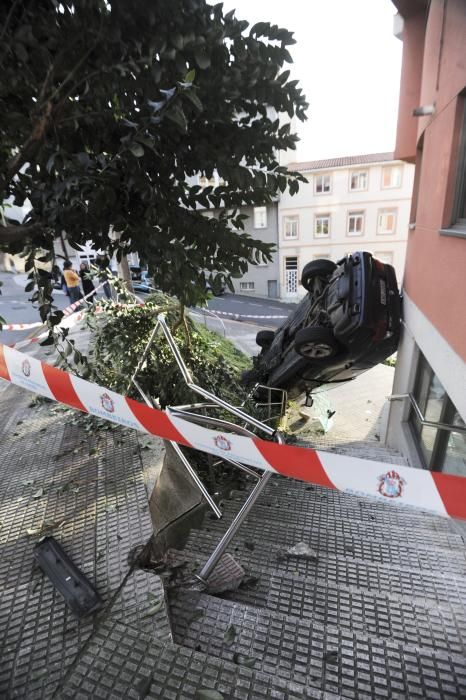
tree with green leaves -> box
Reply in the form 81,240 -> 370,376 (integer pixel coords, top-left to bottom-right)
0,0 -> 307,315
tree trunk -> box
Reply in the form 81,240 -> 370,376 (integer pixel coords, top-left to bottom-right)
117,254 -> 134,292
59,232 -> 70,260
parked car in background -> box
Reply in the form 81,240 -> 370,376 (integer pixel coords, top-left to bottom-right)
242,251 -> 401,398
132,270 -> 154,294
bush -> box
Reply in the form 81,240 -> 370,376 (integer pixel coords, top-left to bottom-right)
87,292 -> 252,410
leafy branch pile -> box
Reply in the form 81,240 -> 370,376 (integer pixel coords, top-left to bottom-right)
84,292 -> 252,410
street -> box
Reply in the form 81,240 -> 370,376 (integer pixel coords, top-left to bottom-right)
0,270 -> 297,352
204,293 -> 296,329
0,273 -> 297,360
0,272 -> 68,348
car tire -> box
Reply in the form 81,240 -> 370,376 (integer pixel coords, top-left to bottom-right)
294,326 -> 340,360
256,330 -> 275,348
301,259 -> 336,291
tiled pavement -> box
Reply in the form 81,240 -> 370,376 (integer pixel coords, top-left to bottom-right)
0,384 -> 169,698
169,475 -> 466,699
1,319 -> 466,698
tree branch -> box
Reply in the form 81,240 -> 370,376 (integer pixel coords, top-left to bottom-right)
0,222 -> 43,243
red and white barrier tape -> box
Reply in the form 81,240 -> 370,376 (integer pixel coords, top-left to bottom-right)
204,309 -> 287,320
9,309 -> 87,351
1,282 -> 107,331
0,342 -> 465,520
61,281 -> 107,316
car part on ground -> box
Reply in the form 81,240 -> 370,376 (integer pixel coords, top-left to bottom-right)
242,251 -> 401,398
34,536 -> 103,619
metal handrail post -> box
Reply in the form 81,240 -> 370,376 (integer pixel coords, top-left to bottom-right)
158,315 -> 276,436
195,471 -> 273,584
126,320 -> 161,394
131,379 -> 223,519
126,312 -> 287,577
388,393 -> 466,435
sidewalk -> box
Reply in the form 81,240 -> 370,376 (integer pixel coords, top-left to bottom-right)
0,381 -> 169,698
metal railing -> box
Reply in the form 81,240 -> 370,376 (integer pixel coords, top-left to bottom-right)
128,313 -> 284,584
388,393 -> 466,435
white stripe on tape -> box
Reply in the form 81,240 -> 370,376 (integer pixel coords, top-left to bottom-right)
169,412 -> 273,471
70,374 -> 149,433
318,451 -> 449,516
3,345 -> 56,400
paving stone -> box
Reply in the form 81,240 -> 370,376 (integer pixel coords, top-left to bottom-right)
169,591 -> 466,699
183,528 -> 466,609
60,618 -> 330,699
203,510 -> 466,576
221,499 -> 464,552
0,399 -> 162,698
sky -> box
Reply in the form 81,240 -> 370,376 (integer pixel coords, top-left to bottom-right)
220,0 -> 402,162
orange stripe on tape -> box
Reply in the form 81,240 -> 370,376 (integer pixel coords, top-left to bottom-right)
0,345 -> 11,382
431,471 -> 466,520
126,398 -> 192,447
253,439 -> 337,490
42,364 -> 88,413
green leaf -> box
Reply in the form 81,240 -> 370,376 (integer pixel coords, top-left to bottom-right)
129,143 -> 145,158
232,652 -> 256,668
143,598 -> 164,617
194,691 -> 224,700
185,68 -> 196,83
183,90 -> 203,112
194,49 -> 211,70
223,624 -> 236,646
165,107 -> 187,131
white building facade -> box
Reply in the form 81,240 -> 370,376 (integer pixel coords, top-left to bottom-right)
278,153 -> 415,300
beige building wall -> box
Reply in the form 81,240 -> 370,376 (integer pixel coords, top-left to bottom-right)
278,155 -> 414,299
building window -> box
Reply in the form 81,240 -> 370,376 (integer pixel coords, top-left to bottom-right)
240,281 -> 255,291
441,101 -> 466,237
410,352 -> 466,475
283,216 -> 299,240
314,214 -> 330,238
377,208 -> 397,235
381,165 -> 402,189
314,174 -> 331,194
347,210 -> 365,236
285,257 -> 298,294
350,170 -> 368,191
254,206 -> 267,229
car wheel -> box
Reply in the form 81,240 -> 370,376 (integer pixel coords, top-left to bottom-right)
301,259 -> 336,292
256,330 -> 275,348
294,326 -> 340,360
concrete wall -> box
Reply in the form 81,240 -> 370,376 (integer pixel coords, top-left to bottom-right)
278,159 -> 414,299
229,203 -> 280,299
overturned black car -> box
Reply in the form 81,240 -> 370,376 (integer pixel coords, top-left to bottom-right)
243,252 -> 401,398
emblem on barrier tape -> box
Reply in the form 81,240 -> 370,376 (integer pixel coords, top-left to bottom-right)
100,393 -> 115,413
214,435 -> 232,452
378,469 -> 405,498
21,359 -> 31,377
